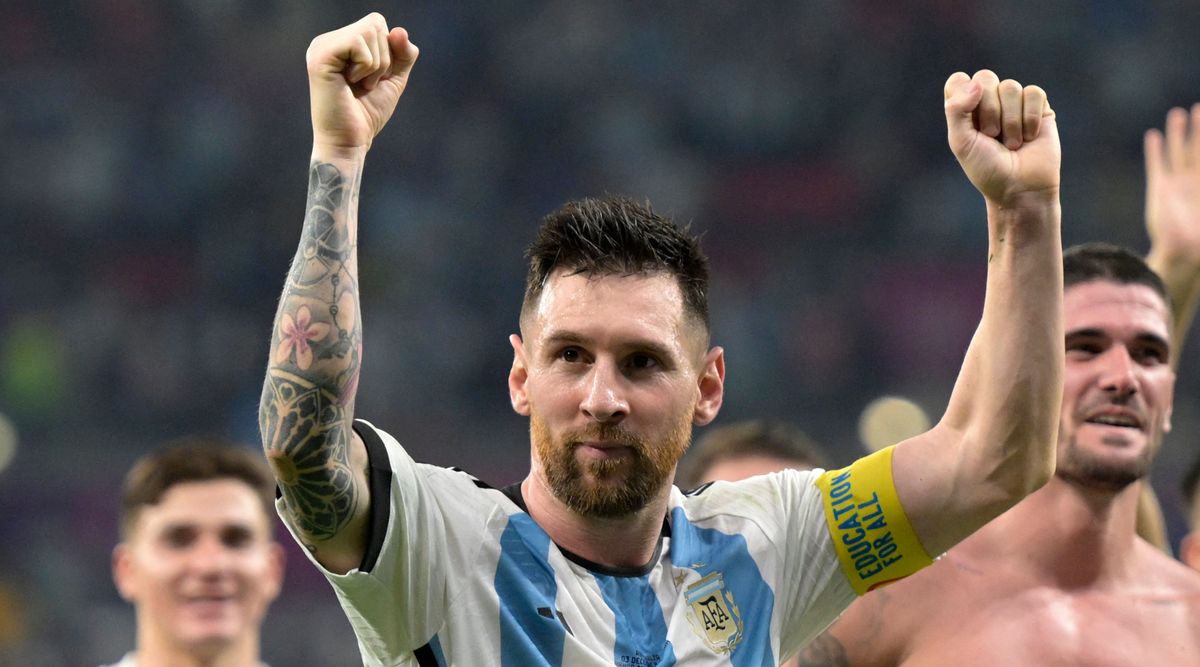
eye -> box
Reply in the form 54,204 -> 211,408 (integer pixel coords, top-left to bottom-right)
1066,340 -> 1102,357
559,347 -> 583,363
626,353 -> 659,371
161,526 -> 197,549
221,526 -> 255,549
1132,345 -> 1167,365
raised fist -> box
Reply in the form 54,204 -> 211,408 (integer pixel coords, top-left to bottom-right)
306,13 -> 419,154
944,70 -> 1059,207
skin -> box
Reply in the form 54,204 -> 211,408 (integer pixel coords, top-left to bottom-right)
265,16 -> 1069,661
1184,503 -> 1200,571
112,480 -> 284,667
698,455 -> 817,485
1140,102 -> 1200,552
509,270 -> 724,566
803,282 -> 1200,666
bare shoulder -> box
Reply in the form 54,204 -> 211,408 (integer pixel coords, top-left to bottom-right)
1135,539 -> 1200,599
801,551 -> 975,666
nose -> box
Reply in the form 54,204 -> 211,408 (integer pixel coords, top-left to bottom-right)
1098,345 -> 1139,398
188,536 -> 233,575
579,360 -> 629,423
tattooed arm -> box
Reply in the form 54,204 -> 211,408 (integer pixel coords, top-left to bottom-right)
260,14 -> 419,575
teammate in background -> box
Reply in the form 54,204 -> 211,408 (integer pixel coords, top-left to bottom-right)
260,14 -> 1065,664
1182,455 -> 1200,570
104,440 -> 284,667
675,420 -> 829,489
677,420 -> 832,667
802,105 -> 1200,666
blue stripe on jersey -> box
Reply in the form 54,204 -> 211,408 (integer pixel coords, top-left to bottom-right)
669,507 -> 775,666
595,574 -> 677,666
495,513 -> 564,666
429,634 -> 447,665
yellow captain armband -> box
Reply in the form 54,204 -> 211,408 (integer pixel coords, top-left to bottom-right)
814,446 -> 932,595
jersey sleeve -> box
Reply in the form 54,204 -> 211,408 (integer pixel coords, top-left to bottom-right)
813,446 -> 933,595
275,419 -> 488,663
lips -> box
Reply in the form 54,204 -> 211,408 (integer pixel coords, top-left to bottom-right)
1083,408 -> 1143,430
575,441 -> 635,461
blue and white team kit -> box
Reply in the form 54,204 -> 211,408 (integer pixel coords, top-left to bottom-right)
278,419 -> 933,666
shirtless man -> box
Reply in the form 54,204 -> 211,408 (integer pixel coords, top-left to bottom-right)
801,104 -> 1200,666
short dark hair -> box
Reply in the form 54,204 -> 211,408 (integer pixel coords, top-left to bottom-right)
1184,455 -> 1200,527
1063,242 -> 1169,308
675,419 -> 830,489
521,196 -> 710,331
119,437 -> 275,539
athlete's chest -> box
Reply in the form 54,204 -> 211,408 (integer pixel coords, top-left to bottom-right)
457,508 -> 788,666
902,585 -> 1200,666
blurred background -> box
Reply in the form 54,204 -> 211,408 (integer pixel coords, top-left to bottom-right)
2,0 -> 1200,663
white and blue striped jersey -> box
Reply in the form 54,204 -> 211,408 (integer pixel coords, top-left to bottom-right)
279,420 -> 856,666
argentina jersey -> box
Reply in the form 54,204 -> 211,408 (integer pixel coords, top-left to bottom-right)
279,419 -> 859,666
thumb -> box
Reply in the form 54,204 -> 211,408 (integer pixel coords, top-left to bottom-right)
386,28 -> 419,82
944,73 -> 983,156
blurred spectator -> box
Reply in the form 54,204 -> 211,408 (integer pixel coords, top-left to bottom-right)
676,419 -> 830,489
102,439 -> 283,667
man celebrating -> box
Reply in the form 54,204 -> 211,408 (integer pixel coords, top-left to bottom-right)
260,14 -> 1064,665
802,106 -> 1200,666
105,441 -> 284,667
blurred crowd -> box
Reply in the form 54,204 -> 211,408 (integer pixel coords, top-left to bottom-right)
2,1 -> 1200,663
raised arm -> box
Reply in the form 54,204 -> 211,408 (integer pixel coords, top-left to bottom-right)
1145,103 -> 1200,359
1136,103 -> 1200,550
891,70 -> 1064,556
259,14 -> 418,574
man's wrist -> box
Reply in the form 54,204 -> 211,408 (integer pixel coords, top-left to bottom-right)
312,142 -> 370,164
985,193 -> 1061,245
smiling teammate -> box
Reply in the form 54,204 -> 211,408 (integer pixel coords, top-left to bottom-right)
260,14 -> 1066,665
104,441 -> 284,667
802,105 -> 1200,667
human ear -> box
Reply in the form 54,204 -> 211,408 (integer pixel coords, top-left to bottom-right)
1161,367 -> 1176,434
693,346 -> 725,426
112,543 -> 137,602
508,334 -> 531,416
263,542 -> 286,602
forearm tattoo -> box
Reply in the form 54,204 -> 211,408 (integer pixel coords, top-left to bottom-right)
260,161 -> 363,546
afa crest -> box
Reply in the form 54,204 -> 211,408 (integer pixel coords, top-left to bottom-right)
685,571 -> 744,653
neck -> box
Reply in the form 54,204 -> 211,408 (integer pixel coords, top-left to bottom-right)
521,472 -> 670,569
964,474 -> 1143,587
137,624 -> 260,667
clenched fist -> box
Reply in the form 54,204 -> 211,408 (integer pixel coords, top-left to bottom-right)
307,13 -> 419,155
944,70 -> 1059,208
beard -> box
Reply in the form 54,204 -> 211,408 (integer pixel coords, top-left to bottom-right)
1055,431 -> 1153,492
531,411 -> 692,518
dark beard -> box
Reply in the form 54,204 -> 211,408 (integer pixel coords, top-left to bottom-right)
532,413 -> 691,518
1056,434 -> 1150,492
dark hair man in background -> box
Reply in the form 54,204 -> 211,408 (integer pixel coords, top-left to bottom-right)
105,440 -> 284,667
803,106 -> 1200,666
